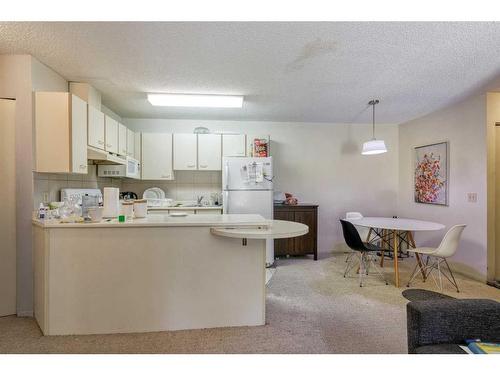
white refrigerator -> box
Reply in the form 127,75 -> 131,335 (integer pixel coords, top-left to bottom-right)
222,157 -> 274,266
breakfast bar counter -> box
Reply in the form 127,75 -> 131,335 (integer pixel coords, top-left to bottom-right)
33,214 -> 270,335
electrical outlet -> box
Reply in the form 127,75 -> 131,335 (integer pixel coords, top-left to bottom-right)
42,192 -> 49,203
467,192 -> 478,203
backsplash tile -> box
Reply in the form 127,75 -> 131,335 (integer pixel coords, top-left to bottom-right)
33,168 -> 222,208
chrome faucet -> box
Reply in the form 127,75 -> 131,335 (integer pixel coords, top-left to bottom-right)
196,195 -> 204,206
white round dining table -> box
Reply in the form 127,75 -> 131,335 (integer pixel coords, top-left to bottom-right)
345,217 -> 445,287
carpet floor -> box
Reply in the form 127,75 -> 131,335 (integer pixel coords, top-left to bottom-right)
1,253 -> 499,354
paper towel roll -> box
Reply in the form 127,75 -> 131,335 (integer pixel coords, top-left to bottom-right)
103,187 -> 120,218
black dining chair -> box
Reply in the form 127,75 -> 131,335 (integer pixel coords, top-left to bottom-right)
340,219 -> 390,287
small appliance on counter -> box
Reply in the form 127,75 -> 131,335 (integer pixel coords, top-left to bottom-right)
120,191 -> 138,200
103,187 -> 120,218
60,188 -> 103,206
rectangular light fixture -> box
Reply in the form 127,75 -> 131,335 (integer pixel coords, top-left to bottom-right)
147,93 -> 244,108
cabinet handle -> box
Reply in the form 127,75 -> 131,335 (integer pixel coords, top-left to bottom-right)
79,164 -> 86,169
187,164 -> 196,168
200,165 -> 208,168
98,140 -> 104,145
161,174 -> 171,179
106,144 -> 112,148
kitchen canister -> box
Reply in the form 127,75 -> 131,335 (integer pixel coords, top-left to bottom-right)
133,199 -> 148,218
121,201 -> 134,220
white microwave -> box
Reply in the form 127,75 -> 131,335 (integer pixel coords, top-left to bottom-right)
98,157 -> 140,179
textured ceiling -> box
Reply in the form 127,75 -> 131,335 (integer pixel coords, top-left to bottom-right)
1,22 -> 500,123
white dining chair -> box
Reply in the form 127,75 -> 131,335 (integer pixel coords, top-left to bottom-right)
344,212 -> 371,262
406,224 -> 466,292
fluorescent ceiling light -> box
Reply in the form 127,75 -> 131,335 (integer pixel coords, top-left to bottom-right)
147,94 -> 244,108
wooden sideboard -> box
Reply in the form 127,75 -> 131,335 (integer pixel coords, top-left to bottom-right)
273,204 -> 318,260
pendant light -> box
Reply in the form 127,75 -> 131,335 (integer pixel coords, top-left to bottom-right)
362,99 -> 387,155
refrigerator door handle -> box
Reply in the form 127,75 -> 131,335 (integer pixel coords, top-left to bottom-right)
224,161 -> 229,190
223,191 -> 229,214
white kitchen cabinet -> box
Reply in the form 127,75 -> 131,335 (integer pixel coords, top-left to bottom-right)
198,134 -> 222,170
141,133 -> 173,180
173,133 -> 197,170
118,123 -> 127,156
127,128 -> 135,157
104,115 -> 119,154
34,92 -> 88,174
88,105 -> 105,150
134,132 -> 142,161
222,134 -> 246,157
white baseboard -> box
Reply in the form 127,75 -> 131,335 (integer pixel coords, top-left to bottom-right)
17,310 -> 33,317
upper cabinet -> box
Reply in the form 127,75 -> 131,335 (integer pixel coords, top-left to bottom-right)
222,134 -> 246,157
141,133 -> 173,180
34,92 -> 88,174
118,123 -> 128,156
134,132 -> 141,161
104,115 -> 119,154
173,134 -> 197,170
127,128 -> 135,158
198,134 -> 222,170
87,105 -> 105,150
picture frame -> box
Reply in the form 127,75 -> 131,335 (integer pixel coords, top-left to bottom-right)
414,141 -> 449,206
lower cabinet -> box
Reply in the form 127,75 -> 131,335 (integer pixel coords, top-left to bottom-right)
274,204 -> 318,260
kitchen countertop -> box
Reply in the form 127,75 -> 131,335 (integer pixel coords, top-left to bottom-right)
148,205 -> 223,210
32,214 -> 267,229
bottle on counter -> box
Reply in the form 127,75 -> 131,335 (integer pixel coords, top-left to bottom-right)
38,203 -> 46,219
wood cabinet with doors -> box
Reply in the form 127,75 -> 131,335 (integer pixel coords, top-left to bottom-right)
141,133 -> 173,180
173,133 -> 198,170
118,123 -> 127,156
34,92 -> 88,174
198,134 -> 222,170
87,105 -> 105,150
274,204 -> 318,260
222,134 -> 246,157
104,115 -> 119,154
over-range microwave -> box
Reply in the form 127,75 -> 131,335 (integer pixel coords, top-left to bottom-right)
98,157 -> 140,179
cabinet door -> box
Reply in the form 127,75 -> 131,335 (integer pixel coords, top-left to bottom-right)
222,134 -> 246,157
134,132 -> 141,161
118,123 -> 127,156
104,115 -> 119,154
88,105 -> 105,150
198,134 -> 221,170
127,128 -> 135,157
70,95 -> 88,174
173,133 -> 197,170
142,133 -> 173,180
274,210 -> 296,256
293,210 -> 317,254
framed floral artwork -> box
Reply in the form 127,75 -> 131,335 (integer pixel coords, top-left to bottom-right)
414,141 -> 449,205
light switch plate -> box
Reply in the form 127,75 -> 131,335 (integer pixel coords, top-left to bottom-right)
467,192 -> 478,203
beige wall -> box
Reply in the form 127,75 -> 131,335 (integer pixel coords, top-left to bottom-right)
398,94 -> 488,280
0,55 -> 68,315
124,119 -> 400,255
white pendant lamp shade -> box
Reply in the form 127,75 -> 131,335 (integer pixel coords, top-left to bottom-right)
362,99 -> 387,155
362,139 -> 387,155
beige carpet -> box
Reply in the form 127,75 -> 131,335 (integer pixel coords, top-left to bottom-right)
1,254 -> 499,354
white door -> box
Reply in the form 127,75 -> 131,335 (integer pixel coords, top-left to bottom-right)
222,134 -> 246,157
70,94 -> 88,174
0,99 -> 16,316
198,134 -> 222,171
118,123 -> 128,156
173,133 -> 197,170
223,157 -> 273,191
127,128 -> 135,157
88,105 -> 105,150
104,115 -> 119,154
142,133 -> 173,180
